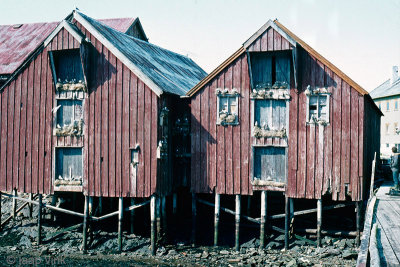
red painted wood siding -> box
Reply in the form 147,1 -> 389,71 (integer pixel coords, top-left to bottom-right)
0,24 -> 163,198
191,27 -> 379,201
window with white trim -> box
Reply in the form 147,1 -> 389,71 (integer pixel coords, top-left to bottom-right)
306,89 -> 330,124
216,89 -> 239,125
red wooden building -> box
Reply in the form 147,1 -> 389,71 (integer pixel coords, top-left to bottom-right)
187,19 -> 381,248
0,10 -> 205,252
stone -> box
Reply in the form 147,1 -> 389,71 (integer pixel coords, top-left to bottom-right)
342,250 -> 358,259
286,259 -> 297,267
320,248 -> 340,258
19,235 -> 32,248
201,251 -> 209,258
220,250 -> 230,255
10,246 -> 17,251
194,253 -> 202,258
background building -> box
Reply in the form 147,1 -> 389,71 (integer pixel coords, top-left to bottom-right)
370,66 -> 400,158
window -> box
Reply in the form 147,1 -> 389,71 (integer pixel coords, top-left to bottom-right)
250,52 -> 290,89
253,99 -> 286,138
306,92 -> 330,124
387,101 -> 390,111
387,143 -> 390,148
253,147 -> 286,183
386,123 -> 390,135
130,146 -> 140,167
395,100 -> 398,111
216,89 -> 239,125
55,147 -> 83,185
395,123 -> 399,135
55,99 -> 83,136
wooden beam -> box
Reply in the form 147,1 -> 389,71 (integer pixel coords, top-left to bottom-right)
260,191 -> 267,249
369,152 -> 377,198
356,201 -> 362,246
235,195 -> 241,251
191,193 -> 197,246
285,196 -> 290,250
172,193 -> 177,215
369,223 -> 380,267
161,196 -> 167,241
118,197 -> 123,253
317,199 -> 322,247
150,195 -> 156,256
0,192 -> 2,231
82,196 -> 89,252
37,194 -> 43,245
214,193 -> 220,247
130,198 -> 135,234
12,189 -> 17,219
124,199 -> 150,212
296,228 -> 359,237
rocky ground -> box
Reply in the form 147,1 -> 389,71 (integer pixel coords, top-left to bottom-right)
0,194 -> 358,266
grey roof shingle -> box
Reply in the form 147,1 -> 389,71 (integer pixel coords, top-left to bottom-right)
370,77 -> 400,99
78,11 -> 207,96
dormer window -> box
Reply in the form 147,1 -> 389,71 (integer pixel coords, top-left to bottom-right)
49,49 -> 87,92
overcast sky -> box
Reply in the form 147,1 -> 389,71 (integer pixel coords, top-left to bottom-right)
1,0 -> 399,92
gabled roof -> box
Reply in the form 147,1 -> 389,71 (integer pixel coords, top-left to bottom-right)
0,17 -> 142,75
186,19 -> 369,97
370,77 -> 400,100
74,10 -> 206,96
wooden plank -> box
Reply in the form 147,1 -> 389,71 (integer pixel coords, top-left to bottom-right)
224,66 -> 234,195
18,69 -> 28,192
144,84 -> 151,197
136,79 -> 145,197
356,196 -> 376,267
209,79 -> 217,191
305,54 -> 315,199
200,84 -> 209,193
32,52 -> 42,194
150,92 -> 157,196
101,48 -> 109,196
240,55 -> 250,195
191,93 -> 199,192
282,38 -> 290,50
358,96 -> 364,200
12,74 -> 22,191
129,73 -> 138,196
121,65 -> 130,197
267,28 -> 274,51
24,60 -> 35,193
273,29 -> 282,50
315,60 -> 325,199
260,31 -> 268,51
44,47 -> 53,194
115,59 -> 123,196
6,79 -> 15,193
216,73 -> 225,194
233,58 -> 241,194
350,89 -> 359,200
323,67 -> 333,195
38,51 -> 48,194
94,41 -> 102,196
287,76 -> 298,197
108,53 -> 117,197
340,81 -> 351,200
332,73 -> 342,201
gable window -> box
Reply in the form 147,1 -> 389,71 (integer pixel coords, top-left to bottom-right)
387,101 -> 390,111
306,87 -> 330,125
54,99 -> 83,136
395,100 -> 398,111
216,88 -> 239,125
55,147 -> 83,187
50,49 -> 87,92
250,52 -> 290,89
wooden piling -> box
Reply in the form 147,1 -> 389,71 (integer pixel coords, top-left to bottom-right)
317,199 -> 322,247
235,195 -> 241,251
130,198 -> 135,234
172,193 -> 177,215
356,201 -> 361,246
150,195 -> 156,255
247,195 -> 252,216
118,197 -> 123,253
214,193 -> 220,246
37,194 -> 43,244
284,196 -> 290,250
156,196 -> 161,241
29,193 -> 34,218
260,191 -> 267,249
12,189 -> 17,219
161,196 -> 167,240
191,193 -> 196,246
98,197 -> 103,215
0,192 -> 2,231
82,196 -> 89,252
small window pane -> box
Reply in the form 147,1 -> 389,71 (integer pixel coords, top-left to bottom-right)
229,97 -> 238,114
57,99 -> 83,126
56,148 -> 83,180
275,55 -> 290,84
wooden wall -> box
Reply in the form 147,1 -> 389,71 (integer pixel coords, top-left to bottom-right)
0,22 -> 165,198
190,27 -> 379,201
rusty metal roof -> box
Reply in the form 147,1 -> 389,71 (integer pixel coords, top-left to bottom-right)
0,18 -> 137,75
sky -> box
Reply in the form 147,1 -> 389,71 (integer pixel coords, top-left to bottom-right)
1,0 -> 399,92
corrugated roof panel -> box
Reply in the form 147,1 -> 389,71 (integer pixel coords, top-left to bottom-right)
78,11 -> 207,96
0,18 -> 136,75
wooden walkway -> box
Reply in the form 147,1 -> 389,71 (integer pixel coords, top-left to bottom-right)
370,183 -> 400,266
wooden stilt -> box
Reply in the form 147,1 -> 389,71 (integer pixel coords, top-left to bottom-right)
88,197 -> 94,244
214,193 -> 220,247
289,198 -> 294,220
12,189 -> 17,219
247,195 -> 252,216
161,196 -> 167,240
29,193 -> 34,218
0,192 -> 2,231
72,192 -> 77,211
130,198 -> 135,234
191,193 -> 196,246
98,197 -> 103,215
235,195 -> 241,251
356,201 -> 361,246
118,197 -> 123,253
82,196 -> 89,252
317,199 -> 322,247
172,193 -> 177,215
37,194 -> 43,245
156,196 -> 161,242
150,195 -> 156,255
284,196 -> 290,250
260,191 -> 267,249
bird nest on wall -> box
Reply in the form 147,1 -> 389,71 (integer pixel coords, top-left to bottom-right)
54,119 -> 84,136
219,111 -> 237,125
253,122 -> 286,138
250,88 -> 290,100
215,88 -> 240,96
54,178 -> 82,186
304,86 -> 329,96
56,79 -> 87,92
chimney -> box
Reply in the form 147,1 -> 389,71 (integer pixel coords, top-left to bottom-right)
392,66 -> 399,85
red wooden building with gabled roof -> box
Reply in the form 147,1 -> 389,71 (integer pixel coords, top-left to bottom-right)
187,19 -> 381,201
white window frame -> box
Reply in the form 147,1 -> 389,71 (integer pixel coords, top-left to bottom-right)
216,95 -> 239,125
306,93 -> 330,124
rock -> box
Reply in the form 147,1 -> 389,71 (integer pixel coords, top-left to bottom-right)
227,258 -> 241,263
194,253 -> 202,258
342,250 -> 358,259
266,241 -> 281,250
320,248 -> 340,258
220,250 -> 230,255
10,246 -> 17,251
286,259 -> 297,267
19,235 -> 32,248
201,251 -> 209,258
336,239 -> 347,249
345,239 -> 354,248
156,246 -> 167,256
240,237 -> 260,249
167,249 -> 178,256
322,236 -> 332,245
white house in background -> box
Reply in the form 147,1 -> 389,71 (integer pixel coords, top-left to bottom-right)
370,66 -> 400,158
